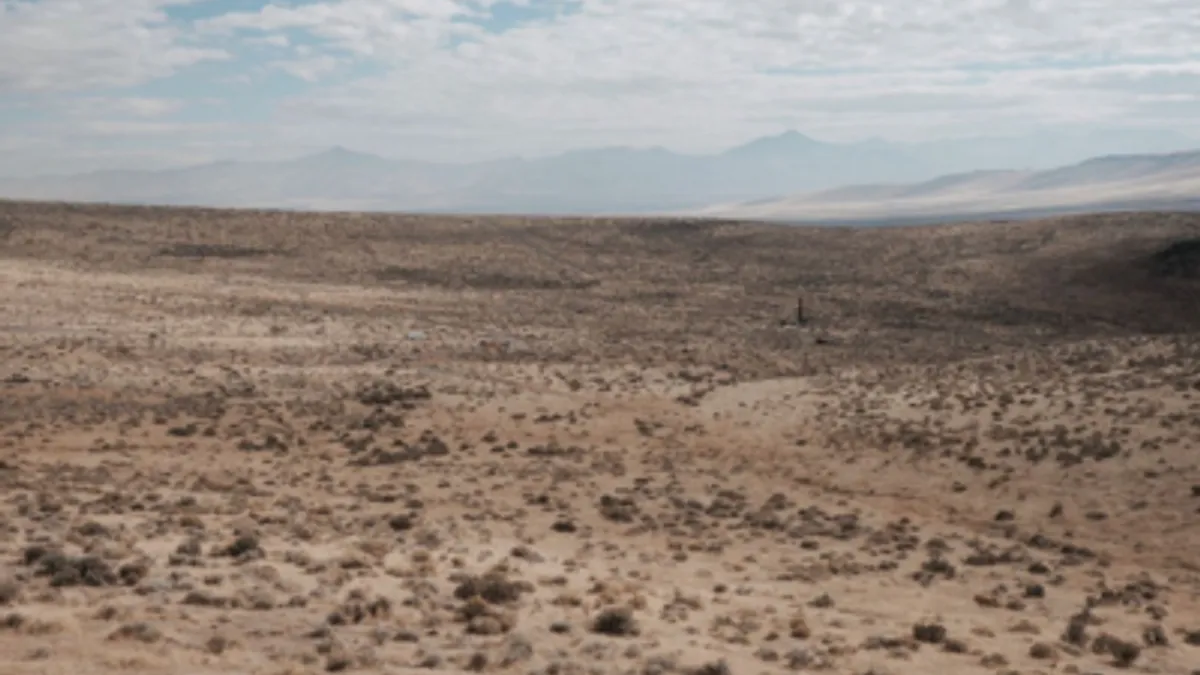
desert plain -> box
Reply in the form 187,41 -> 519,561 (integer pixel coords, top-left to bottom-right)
1,200 -> 1200,675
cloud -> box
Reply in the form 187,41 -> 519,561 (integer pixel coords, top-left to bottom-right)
68,119 -> 234,138
212,0 -> 1200,154
270,54 -> 344,82
2,0 -> 1200,173
197,0 -> 482,57
0,0 -> 229,91
246,33 -> 290,47
79,97 -> 187,118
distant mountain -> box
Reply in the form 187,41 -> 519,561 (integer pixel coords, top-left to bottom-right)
697,150 -> 1200,224
0,128 -> 1195,215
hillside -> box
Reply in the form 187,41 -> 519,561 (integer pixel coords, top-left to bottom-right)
703,150 -> 1200,224
1,202 -> 1199,675
0,129 -> 1195,215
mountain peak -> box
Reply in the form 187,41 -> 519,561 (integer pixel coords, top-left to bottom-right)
554,145 -> 678,159
303,145 -> 388,163
721,129 -> 825,158
776,129 -> 817,142
752,129 -> 821,146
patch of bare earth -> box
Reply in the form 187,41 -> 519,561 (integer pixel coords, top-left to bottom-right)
1,199 -> 1200,674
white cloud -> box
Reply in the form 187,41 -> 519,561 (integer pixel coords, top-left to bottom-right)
0,0 -> 229,91
76,96 -> 186,118
69,119 -> 232,137
197,0 -> 482,57
246,33 -> 290,47
271,54 -> 344,82
209,0 -> 1200,157
3,0 -> 1200,171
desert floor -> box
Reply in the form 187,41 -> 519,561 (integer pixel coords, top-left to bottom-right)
2,201 -> 1200,675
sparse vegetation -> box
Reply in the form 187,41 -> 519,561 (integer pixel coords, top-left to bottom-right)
0,200 -> 1198,674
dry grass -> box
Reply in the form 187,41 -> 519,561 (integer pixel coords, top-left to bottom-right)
1,199 -> 1199,675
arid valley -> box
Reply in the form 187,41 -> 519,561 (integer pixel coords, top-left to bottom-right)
1,200 -> 1200,675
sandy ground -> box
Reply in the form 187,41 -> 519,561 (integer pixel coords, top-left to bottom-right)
2,201 -> 1200,675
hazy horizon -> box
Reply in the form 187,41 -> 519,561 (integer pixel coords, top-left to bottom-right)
4,126 -> 1200,181
4,0 -> 1200,178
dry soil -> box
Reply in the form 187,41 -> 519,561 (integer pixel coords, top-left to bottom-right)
2,201 -> 1200,675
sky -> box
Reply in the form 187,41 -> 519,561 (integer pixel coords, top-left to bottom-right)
2,0 -> 1200,176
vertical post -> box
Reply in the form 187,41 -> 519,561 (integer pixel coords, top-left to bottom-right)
796,296 -> 805,325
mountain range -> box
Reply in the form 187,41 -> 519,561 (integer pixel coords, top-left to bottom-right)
699,149 -> 1200,224
0,128 -> 1197,219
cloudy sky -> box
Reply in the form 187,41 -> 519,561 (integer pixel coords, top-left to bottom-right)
2,0 -> 1200,175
